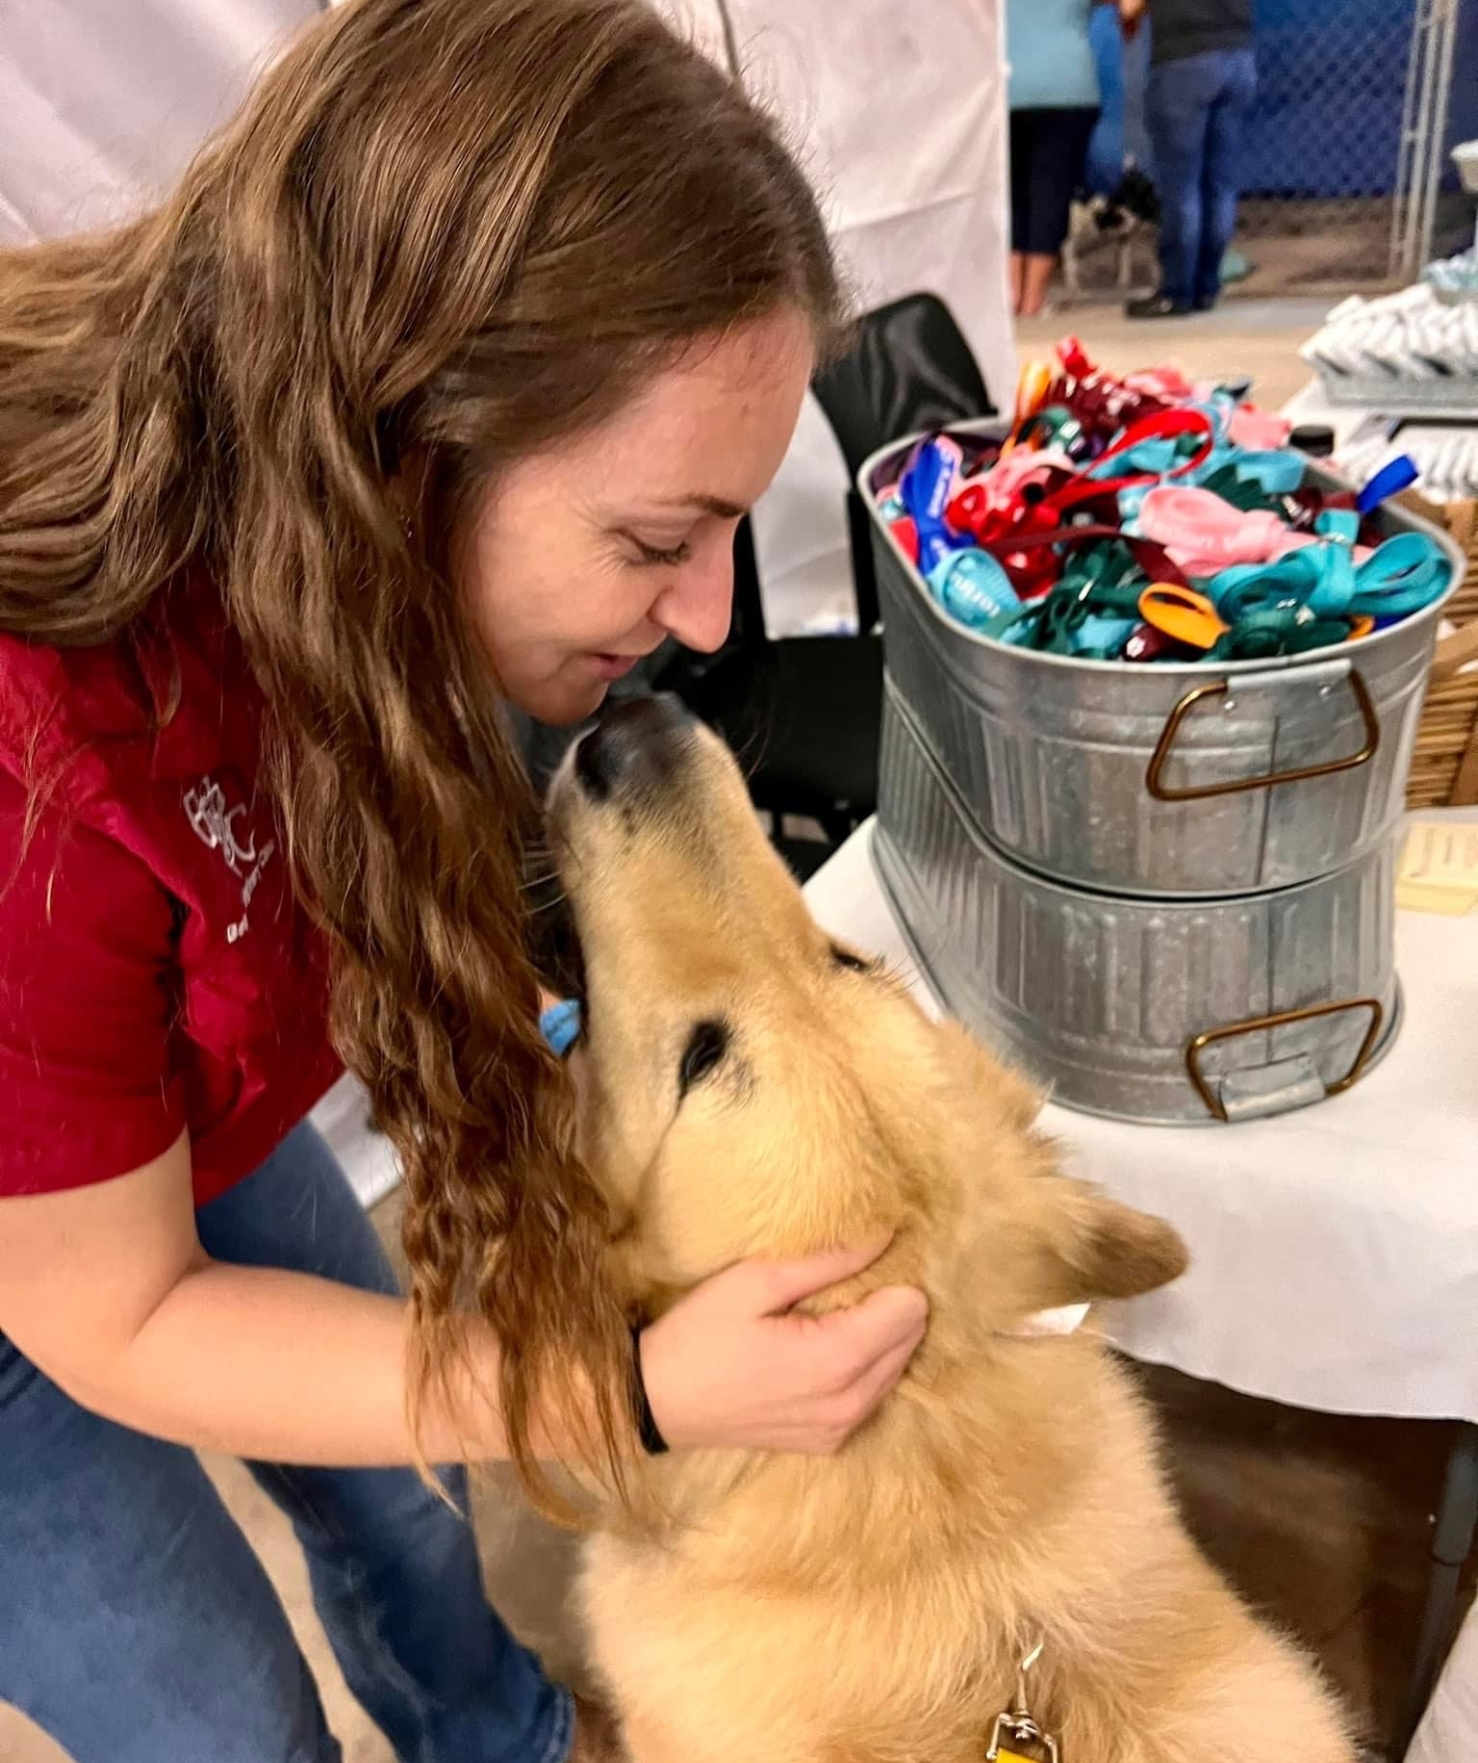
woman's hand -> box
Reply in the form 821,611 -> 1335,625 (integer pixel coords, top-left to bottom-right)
636,1241 -> 929,1455
1118,0 -> 1146,40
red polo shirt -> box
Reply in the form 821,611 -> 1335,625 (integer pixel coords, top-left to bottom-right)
0,580 -> 342,1207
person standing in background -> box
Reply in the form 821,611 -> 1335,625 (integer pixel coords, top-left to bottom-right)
1007,0 -> 1145,317
1128,0 -> 1256,319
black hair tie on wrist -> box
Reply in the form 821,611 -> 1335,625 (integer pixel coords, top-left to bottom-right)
629,1325 -> 670,1456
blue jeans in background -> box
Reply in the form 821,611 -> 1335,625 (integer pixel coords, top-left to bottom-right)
0,1122 -> 572,1763
1147,47 -> 1258,308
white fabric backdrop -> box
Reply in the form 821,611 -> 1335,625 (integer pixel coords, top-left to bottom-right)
0,1 -> 318,245
655,0 -> 1014,634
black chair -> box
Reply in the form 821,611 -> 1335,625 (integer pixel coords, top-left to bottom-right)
661,293 -> 994,873
813,291 -> 996,647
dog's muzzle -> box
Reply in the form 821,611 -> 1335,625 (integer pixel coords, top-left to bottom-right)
573,693 -> 698,803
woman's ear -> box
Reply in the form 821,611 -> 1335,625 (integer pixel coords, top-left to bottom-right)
1029,1175 -> 1189,1307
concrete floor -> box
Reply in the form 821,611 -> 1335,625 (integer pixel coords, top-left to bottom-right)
12,296 -> 1456,1763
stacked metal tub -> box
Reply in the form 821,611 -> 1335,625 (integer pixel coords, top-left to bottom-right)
865,425 -> 1465,1124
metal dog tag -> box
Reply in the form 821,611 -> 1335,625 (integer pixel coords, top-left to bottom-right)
985,1643 -> 1061,1763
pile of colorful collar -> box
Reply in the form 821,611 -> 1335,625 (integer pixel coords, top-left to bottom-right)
877,339 -> 1452,664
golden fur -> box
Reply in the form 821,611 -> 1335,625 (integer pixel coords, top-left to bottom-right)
549,708 -> 1357,1763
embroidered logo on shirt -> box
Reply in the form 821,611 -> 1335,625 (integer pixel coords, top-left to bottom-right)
184,777 -> 258,874
184,774 -> 277,944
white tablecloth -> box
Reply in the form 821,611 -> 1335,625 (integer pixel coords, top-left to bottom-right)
803,813 -> 1478,1429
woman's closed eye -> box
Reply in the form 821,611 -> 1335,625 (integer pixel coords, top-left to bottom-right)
630,536 -> 692,569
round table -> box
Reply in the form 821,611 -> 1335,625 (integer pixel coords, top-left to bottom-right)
802,810 -> 1478,1760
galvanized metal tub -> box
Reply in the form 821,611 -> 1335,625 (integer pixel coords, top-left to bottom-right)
874,681 -> 1401,1125
864,425 -> 1465,898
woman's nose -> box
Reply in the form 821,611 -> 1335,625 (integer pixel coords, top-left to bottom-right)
651,541 -> 735,655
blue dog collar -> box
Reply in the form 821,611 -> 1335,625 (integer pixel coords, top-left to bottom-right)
540,998 -> 582,1058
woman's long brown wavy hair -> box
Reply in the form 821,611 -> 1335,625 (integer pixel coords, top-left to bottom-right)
0,0 -> 842,1505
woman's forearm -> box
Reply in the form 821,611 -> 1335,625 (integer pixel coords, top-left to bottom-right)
0,1136 -> 927,1472
75,1259 -> 518,1465
0,1133 -> 598,1468
84,1245 -> 931,1470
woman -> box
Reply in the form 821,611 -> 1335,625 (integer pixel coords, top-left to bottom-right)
1126,0 -> 1256,319
1007,0 -> 1145,316
0,4 -> 929,1760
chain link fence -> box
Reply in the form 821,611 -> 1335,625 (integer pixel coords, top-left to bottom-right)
1237,0 -> 1475,292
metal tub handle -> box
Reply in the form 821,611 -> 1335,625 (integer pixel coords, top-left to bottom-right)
1185,996 -> 1386,1123
1146,666 -> 1381,803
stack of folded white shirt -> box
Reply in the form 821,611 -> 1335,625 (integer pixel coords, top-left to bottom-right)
1302,284 -> 1478,383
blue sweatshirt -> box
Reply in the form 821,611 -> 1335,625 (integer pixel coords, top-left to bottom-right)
1007,0 -> 1100,111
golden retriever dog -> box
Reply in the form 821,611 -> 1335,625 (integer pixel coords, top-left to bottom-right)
547,696 -> 1356,1763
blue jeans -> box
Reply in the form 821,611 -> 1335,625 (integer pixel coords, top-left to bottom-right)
1147,47 -> 1257,308
0,1122 -> 572,1763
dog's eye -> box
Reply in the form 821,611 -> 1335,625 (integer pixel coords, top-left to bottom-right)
679,1020 -> 730,1095
830,944 -> 874,974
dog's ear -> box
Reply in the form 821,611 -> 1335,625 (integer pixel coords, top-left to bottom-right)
945,1026 -> 1183,1304
946,1025 -> 1043,1134
1031,1176 -> 1188,1305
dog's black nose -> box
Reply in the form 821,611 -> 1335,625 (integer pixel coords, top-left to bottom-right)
574,695 -> 696,802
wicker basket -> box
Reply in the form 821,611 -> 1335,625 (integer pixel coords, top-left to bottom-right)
1406,495 -> 1478,808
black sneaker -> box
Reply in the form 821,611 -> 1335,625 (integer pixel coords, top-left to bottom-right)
1192,294 -> 1218,313
1126,293 -> 1193,319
